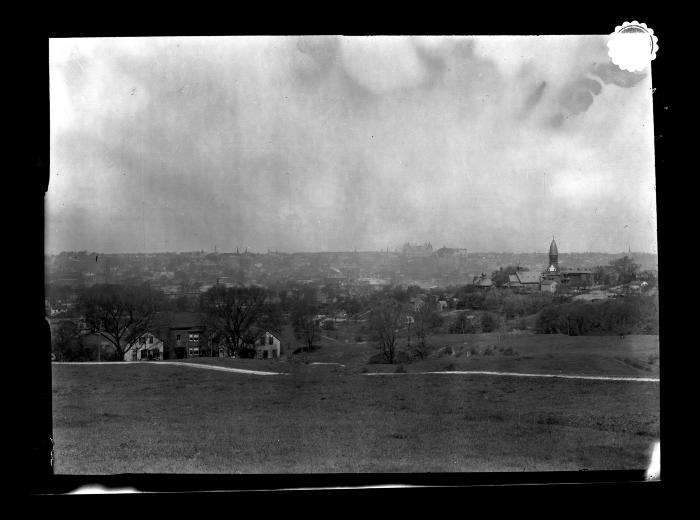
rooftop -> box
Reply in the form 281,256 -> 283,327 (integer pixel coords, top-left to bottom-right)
516,271 -> 542,284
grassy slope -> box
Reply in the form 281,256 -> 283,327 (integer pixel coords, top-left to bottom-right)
378,333 -> 661,376
180,333 -> 660,378
52,334 -> 660,474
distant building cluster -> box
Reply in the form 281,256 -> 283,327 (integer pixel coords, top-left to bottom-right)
402,242 -> 468,260
402,242 -> 434,257
472,238 -> 594,293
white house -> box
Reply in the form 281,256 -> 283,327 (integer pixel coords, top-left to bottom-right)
254,331 -> 281,359
124,332 -> 164,361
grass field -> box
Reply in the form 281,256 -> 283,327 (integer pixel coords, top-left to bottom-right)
52,333 -> 660,474
178,332 -> 660,378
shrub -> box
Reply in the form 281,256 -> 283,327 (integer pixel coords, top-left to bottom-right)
502,347 -> 516,356
534,295 -> 658,336
483,347 -> 494,356
480,312 -> 499,333
238,346 -> 257,358
449,312 -> 477,334
367,352 -> 388,364
395,364 -> 407,373
436,346 -> 454,357
292,344 -> 321,354
394,351 -> 412,364
411,342 -> 436,361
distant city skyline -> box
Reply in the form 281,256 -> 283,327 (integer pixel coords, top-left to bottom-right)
44,244 -> 655,256
48,36 -> 657,255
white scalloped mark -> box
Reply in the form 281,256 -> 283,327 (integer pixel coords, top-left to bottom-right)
608,21 -> 659,72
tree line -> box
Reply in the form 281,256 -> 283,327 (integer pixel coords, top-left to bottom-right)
51,283 -> 325,361
535,295 -> 659,336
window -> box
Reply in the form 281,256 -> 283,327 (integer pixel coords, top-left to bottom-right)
132,350 -> 137,361
269,336 -> 273,345
189,333 -> 199,343
149,336 -> 154,344
140,336 -> 146,344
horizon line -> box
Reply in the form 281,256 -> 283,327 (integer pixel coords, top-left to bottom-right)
45,249 -> 659,256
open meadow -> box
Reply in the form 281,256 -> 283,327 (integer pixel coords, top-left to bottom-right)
52,333 -> 660,474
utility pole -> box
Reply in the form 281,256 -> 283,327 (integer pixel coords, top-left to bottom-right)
406,315 -> 412,349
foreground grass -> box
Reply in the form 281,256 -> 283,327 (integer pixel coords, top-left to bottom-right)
52,360 -> 659,473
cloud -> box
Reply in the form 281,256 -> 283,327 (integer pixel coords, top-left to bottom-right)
591,62 -> 646,88
557,77 -> 603,118
339,36 -> 429,95
548,55 -> 646,126
292,35 -> 339,87
47,36 -> 657,254
523,80 -> 547,111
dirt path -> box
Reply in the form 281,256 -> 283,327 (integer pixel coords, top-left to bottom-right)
53,362 -> 659,382
363,370 -> 659,383
53,361 -> 286,376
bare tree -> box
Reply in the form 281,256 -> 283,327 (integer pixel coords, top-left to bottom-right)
292,286 -> 319,352
79,284 -> 163,361
199,284 -> 270,356
411,304 -> 443,360
369,298 -> 406,364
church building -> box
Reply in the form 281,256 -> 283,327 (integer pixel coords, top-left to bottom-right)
545,237 -> 559,274
542,237 -> 593,287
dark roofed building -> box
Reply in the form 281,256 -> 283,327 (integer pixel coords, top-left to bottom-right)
507,273 -> 520,287
163,311 -> 207,359
507,270 -> 541,291
516,271 -> 542,285
436,246 -> 468,259
402,242 -> 434,257
540,279 -> 558,293
473,273 -> 493,288
541,238 -> 593,287
560,268 -> 594,287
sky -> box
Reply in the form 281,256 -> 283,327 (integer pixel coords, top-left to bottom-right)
48,35 -> 657,254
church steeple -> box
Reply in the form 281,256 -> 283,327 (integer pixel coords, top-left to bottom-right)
547,237 -> 559,272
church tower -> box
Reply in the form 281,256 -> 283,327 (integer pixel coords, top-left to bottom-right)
546,237 -> 559,273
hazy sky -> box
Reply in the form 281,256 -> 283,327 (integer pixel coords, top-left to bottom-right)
48,35 -> 657,254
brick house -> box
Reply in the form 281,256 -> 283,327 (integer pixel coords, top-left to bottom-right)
164,312 -> 207,359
